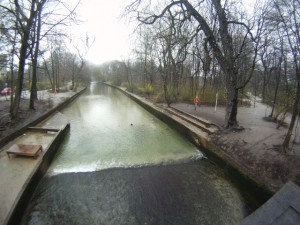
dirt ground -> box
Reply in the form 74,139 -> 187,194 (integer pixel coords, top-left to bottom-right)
0,99 -> 52,142
0,90 -> 70,145
170,101 -> 300,192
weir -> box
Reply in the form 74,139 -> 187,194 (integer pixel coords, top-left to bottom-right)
21,83 -> 258,225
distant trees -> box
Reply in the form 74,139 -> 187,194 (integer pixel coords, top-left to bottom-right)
0,0 -> 83,118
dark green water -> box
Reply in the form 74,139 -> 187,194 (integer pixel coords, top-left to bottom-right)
21,84 -> 253,225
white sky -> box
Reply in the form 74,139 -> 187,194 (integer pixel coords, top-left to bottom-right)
72,0 -> 134,65
72,0 -> 256,65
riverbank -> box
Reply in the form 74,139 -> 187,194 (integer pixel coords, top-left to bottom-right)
123,89 -> 300,193
98,82 -> 300,194
170,102 -> 300,192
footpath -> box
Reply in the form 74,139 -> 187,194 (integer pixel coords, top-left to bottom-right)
165,99 -> 300,192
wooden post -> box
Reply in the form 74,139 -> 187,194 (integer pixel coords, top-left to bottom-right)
215,93 -> 218,112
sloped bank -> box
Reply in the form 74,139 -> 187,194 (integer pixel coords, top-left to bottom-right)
105,83 -> 273,206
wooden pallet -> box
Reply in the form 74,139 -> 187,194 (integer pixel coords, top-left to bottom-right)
6,144 -> 43,159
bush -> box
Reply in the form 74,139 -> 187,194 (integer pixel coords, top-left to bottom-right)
145,83 -> 154,95
179,85 -> 194,102
135,83 -> 154,96
121,82 -> 129,89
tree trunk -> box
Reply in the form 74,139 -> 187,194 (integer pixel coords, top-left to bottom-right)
9,30 -> 17,113
225,81 -> 239,128
269,58 -> 282,118
11,30 -> 30,119
30,8 -> 42,109
282,65 -> 300,149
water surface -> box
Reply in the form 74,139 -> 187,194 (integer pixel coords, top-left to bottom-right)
22,84 -> 254,225
49,84 -> 201,174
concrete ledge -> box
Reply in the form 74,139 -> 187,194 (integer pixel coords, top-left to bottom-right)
240,181 -> 300,225
4,121 -> 70,225
1,89 -> 86,225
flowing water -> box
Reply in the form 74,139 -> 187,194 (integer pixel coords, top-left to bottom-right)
21,83 -> 254,225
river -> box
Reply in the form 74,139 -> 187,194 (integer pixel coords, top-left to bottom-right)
21,83 -> 254,225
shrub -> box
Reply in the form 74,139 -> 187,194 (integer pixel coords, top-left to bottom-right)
145,83 -> 154,95
121,82 -> 129,89
179,85 -> 194,102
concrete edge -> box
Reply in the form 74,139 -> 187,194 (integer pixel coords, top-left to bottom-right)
2,88 -> 86,225
0,88 -> 86,150
105,83 -> 274,204
240,181 -> 300,225
4,122 -> 70,225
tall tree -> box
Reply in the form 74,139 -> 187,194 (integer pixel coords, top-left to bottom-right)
12,0 -> 47,118
271,0 -> 300,149
30,1 -> 44,109
126,0 -> 262,128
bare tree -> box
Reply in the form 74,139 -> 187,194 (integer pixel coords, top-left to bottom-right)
0,0 -> 81,117
270,0 -> 300,149
126,0 -> 262,128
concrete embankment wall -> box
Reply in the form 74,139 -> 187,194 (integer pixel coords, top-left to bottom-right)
6,123 -> 70,225
4,88 -> 86,225
107,83 -> 273,205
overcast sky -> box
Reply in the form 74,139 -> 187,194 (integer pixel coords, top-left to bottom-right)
73,0 -> 255,65
72,0 -> 134,64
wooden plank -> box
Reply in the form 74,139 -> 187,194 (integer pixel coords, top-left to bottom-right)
6,144 -> 43,158
27,127 -> 60,133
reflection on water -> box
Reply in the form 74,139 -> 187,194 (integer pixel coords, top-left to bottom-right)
49,84 -> 202,174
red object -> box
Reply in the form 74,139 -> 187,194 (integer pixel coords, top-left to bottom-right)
194,97 -> 199,104
1,87 -> 12,95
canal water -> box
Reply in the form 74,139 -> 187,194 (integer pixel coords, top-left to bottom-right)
21,83 -> 254,225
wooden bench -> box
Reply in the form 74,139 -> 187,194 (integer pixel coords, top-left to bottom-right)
6,144 -> 43,159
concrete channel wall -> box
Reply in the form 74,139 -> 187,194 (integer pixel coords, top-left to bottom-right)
6,123 -> 70,225
3,88 -> 86,225
107,83 -> 274,205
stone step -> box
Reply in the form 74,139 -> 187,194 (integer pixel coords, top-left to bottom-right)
165,107 -> 219,134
